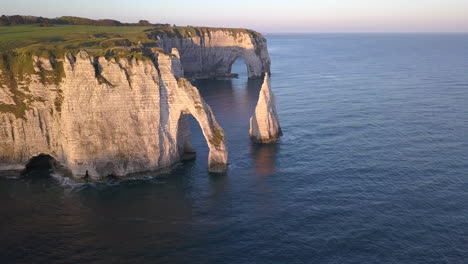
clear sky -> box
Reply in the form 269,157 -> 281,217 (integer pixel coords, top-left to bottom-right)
2,0 -> 468,33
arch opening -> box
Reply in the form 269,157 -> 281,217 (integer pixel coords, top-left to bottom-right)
177,110 -> 223,171
174,78 -> 228,172
177,112 -> 211,168
177,113 -> 197,162
23,154 -> 59,177
230,56 -> 248,79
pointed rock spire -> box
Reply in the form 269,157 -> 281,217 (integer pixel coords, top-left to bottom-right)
249,74 -> 282,143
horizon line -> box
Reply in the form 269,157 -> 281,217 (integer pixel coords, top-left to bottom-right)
264,32 -> 468,35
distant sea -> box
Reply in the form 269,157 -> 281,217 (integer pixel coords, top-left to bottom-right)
1,34 -> 468,263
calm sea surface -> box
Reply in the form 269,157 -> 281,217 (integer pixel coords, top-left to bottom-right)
1,34 -> 468,263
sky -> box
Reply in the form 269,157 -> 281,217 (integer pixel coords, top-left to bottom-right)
2,0 -> 468,33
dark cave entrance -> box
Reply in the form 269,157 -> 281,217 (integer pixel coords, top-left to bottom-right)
23,154 -> 58,177
230,56 -> 248,79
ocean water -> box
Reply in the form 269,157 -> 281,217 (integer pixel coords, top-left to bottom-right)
1,34 -> 468,263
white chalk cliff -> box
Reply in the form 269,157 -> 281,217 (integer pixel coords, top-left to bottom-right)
153,28 -> 271,79
250,74 -> 282,143
0,49 -> 228,178
0,28 -> 273,179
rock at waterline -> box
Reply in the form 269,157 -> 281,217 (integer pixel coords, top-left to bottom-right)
249,74 -> 282,143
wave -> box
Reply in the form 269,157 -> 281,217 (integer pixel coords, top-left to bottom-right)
50,173 -> 84,188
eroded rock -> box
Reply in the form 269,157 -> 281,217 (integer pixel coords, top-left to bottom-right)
249,74 -> 282,143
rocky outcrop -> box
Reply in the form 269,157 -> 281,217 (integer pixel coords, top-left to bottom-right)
0,49 -> 227,179
152,28 -> 271,79
249,74 -> 282,143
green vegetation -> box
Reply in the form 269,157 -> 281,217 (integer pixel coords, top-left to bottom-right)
210,125 -> 225,146
0,52 -> 54,118
54,89 -> 64,113
37,60 -> 65,85
147,26 -> 259,39
0,15 -> 171,27
0,24 -> 262,60
0,24 -> 260,51
0,25 -> 154,51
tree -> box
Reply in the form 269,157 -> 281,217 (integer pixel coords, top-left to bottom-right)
138,20 -> 151,26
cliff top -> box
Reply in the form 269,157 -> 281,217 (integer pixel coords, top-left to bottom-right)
0,14 -> 262,58
0,23 -> 262,85
0,25 -> 154,54
0,24 -> 260,54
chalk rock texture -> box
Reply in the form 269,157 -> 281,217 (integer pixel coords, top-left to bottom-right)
250,74 -> 282,143
153,29 -> 271,79
0,49 -> 227,178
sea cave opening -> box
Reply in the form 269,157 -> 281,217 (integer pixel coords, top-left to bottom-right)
23,154 -> 58,177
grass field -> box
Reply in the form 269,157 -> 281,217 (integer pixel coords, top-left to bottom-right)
0,25 -> 155,53
0,25 -> 256,54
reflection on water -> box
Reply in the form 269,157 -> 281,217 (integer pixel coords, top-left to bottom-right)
250,143 -> 279,176
209,172 -> 230,197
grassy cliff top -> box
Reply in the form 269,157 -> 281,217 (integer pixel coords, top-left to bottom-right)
0,25 -> 260,55
147,26 -> 260,39
0,25 -> 154,54
0,24 -> 261,117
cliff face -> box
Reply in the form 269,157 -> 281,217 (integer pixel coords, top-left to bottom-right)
0,49 -> 227,178
152,28 -> 271,79
0,27 -> 273,178
250,74 -> 282,143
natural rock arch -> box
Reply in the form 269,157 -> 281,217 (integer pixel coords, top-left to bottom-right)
228,56 -> 249,78
173,79 -> 228,172
154,29 -> 271,79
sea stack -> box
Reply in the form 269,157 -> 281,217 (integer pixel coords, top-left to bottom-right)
249,74 -> 282,143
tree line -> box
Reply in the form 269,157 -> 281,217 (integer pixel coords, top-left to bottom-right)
0,15 -> 171,27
